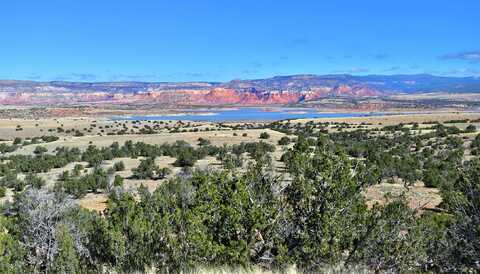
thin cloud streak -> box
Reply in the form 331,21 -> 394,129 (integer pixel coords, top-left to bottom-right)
440,50 -> 480,62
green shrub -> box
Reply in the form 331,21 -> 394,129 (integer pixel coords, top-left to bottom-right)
259,132 -> 270,139
173,150 -> 197,167
0,185 -> 6,197
132,158 -> 157,179
278,136 -> 290,145
33,146 -> 48,155
13,137 -> 22,145
197,138 -> 211,146
26,174 -> 45,189
113,175 -> 124,187
465,124 -> 476,133
113,161 -> 125,171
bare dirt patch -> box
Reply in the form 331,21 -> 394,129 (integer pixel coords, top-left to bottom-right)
365,182 -> 442,211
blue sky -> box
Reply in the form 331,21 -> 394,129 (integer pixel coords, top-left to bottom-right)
1,0 -> 479,82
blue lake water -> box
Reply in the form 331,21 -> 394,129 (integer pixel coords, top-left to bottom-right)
112,108 -> 390,122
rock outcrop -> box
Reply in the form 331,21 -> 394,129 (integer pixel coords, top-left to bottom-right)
1,74 -> 479,106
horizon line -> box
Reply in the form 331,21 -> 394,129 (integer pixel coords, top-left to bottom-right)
1,73 -> 479,84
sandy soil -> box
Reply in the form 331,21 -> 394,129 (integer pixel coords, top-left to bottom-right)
365,182 -> 442,211
0,116 -> 209,140
77,193 -> 108,213
388,92 -> 480,102
292,112 -> 480,125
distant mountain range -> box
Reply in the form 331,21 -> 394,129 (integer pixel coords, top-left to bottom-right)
1,74 -> 479,106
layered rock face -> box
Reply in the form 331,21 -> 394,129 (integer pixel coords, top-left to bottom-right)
1,74 -> 478,106
0,86 -> 377,106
